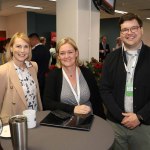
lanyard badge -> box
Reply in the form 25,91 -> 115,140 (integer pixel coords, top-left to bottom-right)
125,82 -> 133,96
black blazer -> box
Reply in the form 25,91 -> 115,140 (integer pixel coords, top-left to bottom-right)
43,66 -> 106,119
31,44 -> 50,100
32,44 -> 50,78
100,43 -> 150,124
99,42 -> 110,52
99,42 -> 110,61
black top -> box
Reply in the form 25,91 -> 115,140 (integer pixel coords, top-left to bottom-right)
100,43 -> 150,125
43,66 -> 106,119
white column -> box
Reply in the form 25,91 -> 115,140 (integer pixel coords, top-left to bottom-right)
57,0 -> 100,62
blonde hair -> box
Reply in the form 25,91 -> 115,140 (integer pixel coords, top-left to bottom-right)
6,32 -> 32,61
56,37 -> 80,66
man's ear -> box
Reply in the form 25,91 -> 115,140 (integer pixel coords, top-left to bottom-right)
141,27 -> 144,35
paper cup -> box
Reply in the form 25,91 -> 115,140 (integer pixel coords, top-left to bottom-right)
23,110 -> 36,129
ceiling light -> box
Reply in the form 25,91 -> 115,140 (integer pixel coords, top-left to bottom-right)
49,0 -> 56,1
15,5 -> 43,10
115,10 -> 128,14
146,18 -> 150,20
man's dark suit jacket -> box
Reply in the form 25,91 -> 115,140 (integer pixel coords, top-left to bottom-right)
100,43 -> 150,125
99,42 -> 110,61
31,44 -> 50,101
43,66 -> 106,119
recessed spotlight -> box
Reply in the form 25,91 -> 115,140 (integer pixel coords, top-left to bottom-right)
115,10 -> 128,14
15,5 -> 43,10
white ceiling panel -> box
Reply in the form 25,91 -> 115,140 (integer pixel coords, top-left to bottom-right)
0,0 -> 150,21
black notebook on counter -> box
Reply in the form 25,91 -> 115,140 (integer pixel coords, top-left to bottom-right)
40,110 -> 94,131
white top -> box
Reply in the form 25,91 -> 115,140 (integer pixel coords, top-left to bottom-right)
49,48 -> 56,65
14,61 -> 38,110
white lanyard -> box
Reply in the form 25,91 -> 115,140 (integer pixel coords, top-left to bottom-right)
124,55 -> 137,77
62,67 -> 80,105
122,48 -> 138,80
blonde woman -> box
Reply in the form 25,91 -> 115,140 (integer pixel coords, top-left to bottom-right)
44,37 -> 105,119
0,32 -> 43,124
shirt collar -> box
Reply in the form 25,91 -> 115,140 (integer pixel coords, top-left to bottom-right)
32,43 -> 42,50
13,61 -> 33,70
25,61 -> 33,68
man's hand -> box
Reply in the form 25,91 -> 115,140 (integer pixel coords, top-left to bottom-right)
121,112 -> 141,129
99,50 -> 105,53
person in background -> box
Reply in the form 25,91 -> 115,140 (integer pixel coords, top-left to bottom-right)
0,38 -> 10,65
3,38 -> 11,50
28,33 -> 50,104
0,32 -> 43,124
43,37 -> 105,119
0,40 -> 6,65
49,42 -> 56,65
115,37 -> 122,49
40,36 -> 47,45
100,13 -> 150,150
112,37 -> 122,51
99,35 -> 110,62
0,38 -> 11,64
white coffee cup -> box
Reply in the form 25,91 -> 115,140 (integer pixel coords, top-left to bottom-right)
23,109 -> 36,129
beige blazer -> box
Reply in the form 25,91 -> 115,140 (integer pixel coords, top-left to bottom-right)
0,60 -> 43,124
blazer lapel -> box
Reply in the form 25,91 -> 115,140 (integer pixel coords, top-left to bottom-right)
28,65 -> 38,86
9,61 -> 27,107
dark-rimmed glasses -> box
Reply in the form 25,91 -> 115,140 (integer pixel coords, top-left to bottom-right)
121,26 -> 140,35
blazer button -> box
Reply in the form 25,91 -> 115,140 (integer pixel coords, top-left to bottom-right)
134,87 -> 136,90
12,102 -> 16,105
10,85 -> 13,89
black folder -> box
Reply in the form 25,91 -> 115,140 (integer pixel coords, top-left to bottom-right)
40,110 -> 94,131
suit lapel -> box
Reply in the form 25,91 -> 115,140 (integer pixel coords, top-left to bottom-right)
9,61 -> 27,107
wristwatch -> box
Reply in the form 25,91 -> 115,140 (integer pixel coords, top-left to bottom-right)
136,114 -> 144,123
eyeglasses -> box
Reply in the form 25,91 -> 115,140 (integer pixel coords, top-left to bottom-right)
121,26 -> 140,35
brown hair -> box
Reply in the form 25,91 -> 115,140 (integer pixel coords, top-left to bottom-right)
119,13 -> 143,29
6,32 -> 32,61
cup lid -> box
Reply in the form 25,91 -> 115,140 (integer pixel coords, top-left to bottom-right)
9,115 -> 27,123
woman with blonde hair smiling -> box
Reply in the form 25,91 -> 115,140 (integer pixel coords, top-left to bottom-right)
0,32 -> 42,124
44,37 -> 105,119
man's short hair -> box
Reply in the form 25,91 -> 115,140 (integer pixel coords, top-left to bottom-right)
119,13 -> 143,28
28,33 -> 40,40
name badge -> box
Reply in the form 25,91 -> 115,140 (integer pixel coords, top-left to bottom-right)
125,82 -> 133,96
